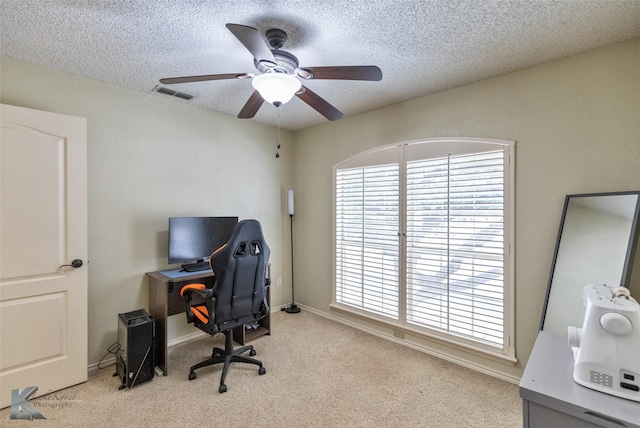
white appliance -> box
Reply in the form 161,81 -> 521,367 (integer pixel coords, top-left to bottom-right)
567,284 -> 640,402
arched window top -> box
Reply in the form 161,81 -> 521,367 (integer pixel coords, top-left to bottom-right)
335,137 -> 514,170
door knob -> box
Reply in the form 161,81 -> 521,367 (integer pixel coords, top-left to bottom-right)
59,259 -> 83,269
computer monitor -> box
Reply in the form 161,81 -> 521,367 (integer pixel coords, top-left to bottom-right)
168,216 -> 238,270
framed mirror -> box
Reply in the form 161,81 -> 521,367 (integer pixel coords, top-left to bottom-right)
540,191 -> 640,335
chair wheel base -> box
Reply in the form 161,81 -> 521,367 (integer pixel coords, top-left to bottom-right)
219,384 -> 227,393
250,349 -> 256,356
188,372 -> 196,381
259,366 -> 266,375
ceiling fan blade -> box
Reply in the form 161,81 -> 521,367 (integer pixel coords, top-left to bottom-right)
296,66 -> 382,81
160,73 -> 251,84
226,23 -> 277,66
296,86 -> 343,121
238,90 -> 265,119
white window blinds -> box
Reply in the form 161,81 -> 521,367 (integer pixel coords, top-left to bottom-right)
406,151 -> 505,347
335,164 -> 399,318
334,138 -> 515,358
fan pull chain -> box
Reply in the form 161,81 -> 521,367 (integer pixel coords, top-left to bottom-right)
275,107 -> 282,158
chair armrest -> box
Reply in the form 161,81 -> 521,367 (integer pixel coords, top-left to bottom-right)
180,283 -> 214,324
180,283 -> 214,299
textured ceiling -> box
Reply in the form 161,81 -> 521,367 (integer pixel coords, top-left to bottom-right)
2,1 -> 640,130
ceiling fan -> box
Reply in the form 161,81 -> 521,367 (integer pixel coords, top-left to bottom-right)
159,23 -> 383,121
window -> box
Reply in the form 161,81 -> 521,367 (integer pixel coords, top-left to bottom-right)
333,138 -> 515,360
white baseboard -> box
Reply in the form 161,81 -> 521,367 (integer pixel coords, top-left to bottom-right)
89,357 -> 116,373
88,330 -> 207,374
88,305 -> 286,374
167,330 -> 207,347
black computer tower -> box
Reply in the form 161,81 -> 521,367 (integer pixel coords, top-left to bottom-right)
115,309 -> 155,389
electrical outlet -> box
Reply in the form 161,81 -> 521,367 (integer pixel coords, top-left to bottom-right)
277,276 -> 282,287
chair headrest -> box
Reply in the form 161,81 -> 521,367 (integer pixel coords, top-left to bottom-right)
212,219 -> 270,263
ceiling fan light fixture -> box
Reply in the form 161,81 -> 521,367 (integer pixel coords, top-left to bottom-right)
252,73 -> 301,106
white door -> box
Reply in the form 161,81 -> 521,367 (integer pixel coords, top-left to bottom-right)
0,104 -> 88,409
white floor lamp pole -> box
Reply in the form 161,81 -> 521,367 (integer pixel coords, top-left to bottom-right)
285,189 -> 300,314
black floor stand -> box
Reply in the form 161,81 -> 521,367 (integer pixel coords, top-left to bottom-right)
284,303 -> 300,313
285,213 -> 300,314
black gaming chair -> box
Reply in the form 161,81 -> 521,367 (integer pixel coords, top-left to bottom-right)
180,219 -> 270,393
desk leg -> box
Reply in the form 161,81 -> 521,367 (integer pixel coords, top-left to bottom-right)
148,276 -> 168,376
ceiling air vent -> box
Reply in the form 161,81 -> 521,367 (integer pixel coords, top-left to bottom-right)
152,85 -> 194,101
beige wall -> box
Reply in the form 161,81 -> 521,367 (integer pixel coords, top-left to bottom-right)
1,37 -> 638,380
0,57 -> 295,366
291,38 -> 640,381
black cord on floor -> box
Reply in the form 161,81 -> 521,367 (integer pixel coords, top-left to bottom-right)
97,342 -> 121,369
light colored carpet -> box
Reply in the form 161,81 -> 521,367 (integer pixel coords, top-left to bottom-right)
1,310 -> 522,427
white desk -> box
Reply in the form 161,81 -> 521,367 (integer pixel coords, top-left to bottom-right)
520,331 -> 640,428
